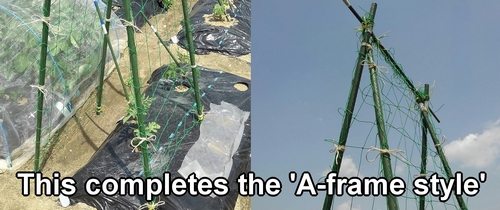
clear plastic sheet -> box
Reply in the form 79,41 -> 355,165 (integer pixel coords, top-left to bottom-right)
0,0 -> 126,171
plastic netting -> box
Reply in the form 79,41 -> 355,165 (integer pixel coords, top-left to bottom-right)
324,15 -> 466,210
0,0 -> 126,171
56,0 -> 251,209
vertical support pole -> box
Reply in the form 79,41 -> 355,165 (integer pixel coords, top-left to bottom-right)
95,0 -> 110,114
421,105 -> 468,210
96,0 -> 129,114
94,0 -> 129,113
181,0 -> 204,120
34,0 -> 52,172
322,3 -> 377,210
419,84 -> 429,210
366,48 -> 399,210
121,0 -> 152,196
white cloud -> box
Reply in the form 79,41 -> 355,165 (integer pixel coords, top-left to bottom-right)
339,156 -> 362,177
395,164 -> 406,176
321,156 -> 362,178
444,120 -> 500,168
337,200 -> 361,210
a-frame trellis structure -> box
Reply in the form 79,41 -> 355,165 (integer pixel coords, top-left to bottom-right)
322,1 -> 468,210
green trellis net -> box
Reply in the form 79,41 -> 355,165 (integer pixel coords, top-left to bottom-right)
324,20 -> 466,210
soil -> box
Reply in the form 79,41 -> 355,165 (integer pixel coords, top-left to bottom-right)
0,1 -> 250,209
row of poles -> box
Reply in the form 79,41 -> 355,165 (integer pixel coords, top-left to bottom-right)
323,1 -> 468,210
34,0 -> 204,207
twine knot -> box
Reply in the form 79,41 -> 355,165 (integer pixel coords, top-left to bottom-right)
413,171 -> 435,178
329,144 -> 346,165
435,135 -> 447,147
30,85 -> 48,95
419,102 -> 429,112
361,42 -> 372,50
366,146 -> 412,165
131,135 -> 156,152
120,18 -> 143,33
26,15 -> 64,35
361,60 -> 389,74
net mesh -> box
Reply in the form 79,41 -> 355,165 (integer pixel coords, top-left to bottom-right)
325,13 -> 465,210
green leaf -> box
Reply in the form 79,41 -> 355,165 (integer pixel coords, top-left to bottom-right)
59,39 -> 71,52
70,35 -> 79,49
48,41 -> 62,55
13,54 -> 31,72
26,35 -> 40,48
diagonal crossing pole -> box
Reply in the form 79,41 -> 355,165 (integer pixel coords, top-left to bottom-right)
322,3 -> 377,210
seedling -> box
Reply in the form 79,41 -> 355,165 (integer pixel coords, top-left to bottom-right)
164,52 -> 190,80
134,122 -> 160,139
161,0 -> 173,9
123,93 -> 154,123
212,1 -> 229,21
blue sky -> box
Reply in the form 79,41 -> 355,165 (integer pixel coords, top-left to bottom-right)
252,0 -> 500,209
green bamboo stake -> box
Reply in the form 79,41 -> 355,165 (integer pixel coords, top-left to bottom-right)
121,0 -> 153,204
94,0 -> 129,115
140,12 -> 180,67
419,84 -> 429,210
342,0 -> 440,123
367,48 -> 399,210
322,3 -> 377,210
34,0 -> 52,172
421,104 -> 468,210
181,0 -> 204,120
370,37 -> 440,123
